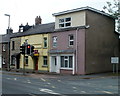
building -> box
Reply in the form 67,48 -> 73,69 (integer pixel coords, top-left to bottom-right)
10,21 -> 55,72
0,29 -> 13,70
49,6 -> 119,75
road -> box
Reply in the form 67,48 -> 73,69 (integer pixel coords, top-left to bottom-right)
1,71 -> 119,96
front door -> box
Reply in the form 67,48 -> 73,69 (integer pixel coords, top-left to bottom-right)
51,56 -> 57,72
34,57 -> 38,71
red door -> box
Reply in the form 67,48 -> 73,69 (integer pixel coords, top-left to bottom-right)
35,57 -> 38,70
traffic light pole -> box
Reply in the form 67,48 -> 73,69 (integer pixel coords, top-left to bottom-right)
23,53 -> 25,75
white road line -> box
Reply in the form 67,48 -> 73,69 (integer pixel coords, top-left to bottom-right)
72,87 -> 77,89
39,88 -> 60,95
14,78 -> 17,80
41,78 -> 46,82
47,82 -> 51,85
81,91 -> 86,93
102,91 -> 113,94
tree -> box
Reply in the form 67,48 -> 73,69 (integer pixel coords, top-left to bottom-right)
103,0 -> 120,19
103,0 -> 120,32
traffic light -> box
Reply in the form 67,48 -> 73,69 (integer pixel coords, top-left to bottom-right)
20,45 -> 25,54
27,44 -> 30,55
31,45 -> 34,53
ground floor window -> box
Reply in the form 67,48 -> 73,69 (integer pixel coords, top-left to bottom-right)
25,56 -> 28,66
43,56 -> 48,66
61,56 -> 73,68
11,56 -> 15,66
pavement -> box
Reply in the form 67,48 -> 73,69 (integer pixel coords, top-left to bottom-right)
1,70 -> 119,80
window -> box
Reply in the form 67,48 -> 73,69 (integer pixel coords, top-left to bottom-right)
2,58 -> 5,64
2,44 -> 6,51
69,35 -> 74,46
12,41 -> 15,50
53,36 -> 57,47
61,56 -> 73,68
59,17 -> 71,28
44,37 -> 47,48
11,56 -> 15,66
25,56 -> 28,66
43,56 -> 47,66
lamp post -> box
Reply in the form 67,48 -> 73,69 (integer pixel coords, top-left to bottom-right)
4,14 -> 10,71
4,14 -> 10,29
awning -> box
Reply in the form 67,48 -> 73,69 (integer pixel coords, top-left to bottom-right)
49,49 -> 76,54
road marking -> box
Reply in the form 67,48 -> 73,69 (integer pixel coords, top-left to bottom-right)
7,78 -> 11,80
81,91 -> 86,93
102,91 -> 113,94
51,86 -> 56,88
41,78 -> 46,82
72,87 -> 77,89
39,88 -> 60,95
28,81 -> 31,83
58,80 -> 61,82
14,78 -> 17,80
47,82 -> 51,85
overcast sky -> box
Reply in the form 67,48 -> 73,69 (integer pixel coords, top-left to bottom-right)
0,0 -> 113,35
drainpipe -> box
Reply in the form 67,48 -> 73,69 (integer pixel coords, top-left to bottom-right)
74,28 -> 79,75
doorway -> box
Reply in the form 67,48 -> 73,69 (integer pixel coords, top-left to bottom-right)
51,56 -> 57,72
34,57 -> 38,71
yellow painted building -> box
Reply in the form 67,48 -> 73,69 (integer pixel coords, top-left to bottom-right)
20,34 -> 50,72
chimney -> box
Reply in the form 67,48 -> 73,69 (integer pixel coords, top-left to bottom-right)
35,16 -> 42,25
7,28 -> 13,34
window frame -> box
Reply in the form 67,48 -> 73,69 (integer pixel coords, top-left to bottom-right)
43,56 -> 48,66
2,44 -> 6,52
12,41 -> 15,50
69,34 -> 74,46
59,17 -> 71,28
52,36 -> 57,48
43,37 -> 47,48
60,56 -> 73,69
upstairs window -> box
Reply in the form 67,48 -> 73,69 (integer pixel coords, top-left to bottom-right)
43,37 -> 47,48
69,35 -> 74,46
59,17 -> 71,28
2,44 -> 6,52
12,41 -> 15,50
53,36 -> 57,47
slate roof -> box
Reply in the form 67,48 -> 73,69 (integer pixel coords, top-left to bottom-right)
0,34 -> 10,43
11,22 -> 55,38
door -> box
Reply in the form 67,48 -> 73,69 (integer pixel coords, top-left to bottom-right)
51,56 -> 57,72
34,57 -> 38,71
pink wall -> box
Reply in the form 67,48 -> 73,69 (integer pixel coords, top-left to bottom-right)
50,29 -> 86,75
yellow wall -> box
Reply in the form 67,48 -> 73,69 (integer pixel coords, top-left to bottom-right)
55,11 -> 86,29
20,34 -> 50,72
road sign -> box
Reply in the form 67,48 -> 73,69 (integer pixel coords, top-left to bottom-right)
111,57 -> 119,64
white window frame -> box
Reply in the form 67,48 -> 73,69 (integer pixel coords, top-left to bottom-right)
43,56 -> 48,66
60,55 -> 73,69
59,17 -> 71,28
69,35 -> 74,46
2,58 -> 5,64
2,44 -> 6,51
53,36 -> 57,47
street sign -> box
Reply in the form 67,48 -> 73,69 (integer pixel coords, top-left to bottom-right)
111,57 -> 119,64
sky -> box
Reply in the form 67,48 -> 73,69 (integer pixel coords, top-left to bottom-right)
0,0 -> 114,35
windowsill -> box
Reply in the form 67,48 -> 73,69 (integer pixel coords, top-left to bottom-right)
43,47 -> 47,49
42,65 -> 48,67
60,68 -> 73,70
